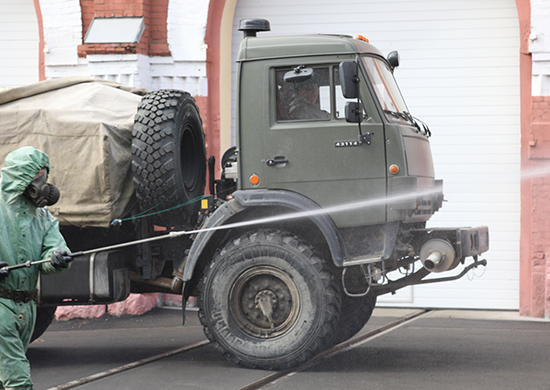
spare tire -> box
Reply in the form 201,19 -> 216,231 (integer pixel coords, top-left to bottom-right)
132,90 -> 206,226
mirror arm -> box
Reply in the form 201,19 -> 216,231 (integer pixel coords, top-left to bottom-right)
357,98 -> 364,139
352,55 -> 367,143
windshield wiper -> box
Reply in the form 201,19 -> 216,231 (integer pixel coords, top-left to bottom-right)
384,110 -> 404,120
405,112 -> 431,137
384,109 -> 414,124
384,110 -> 431,137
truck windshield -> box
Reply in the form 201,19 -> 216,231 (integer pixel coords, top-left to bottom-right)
361,56 -> 409,122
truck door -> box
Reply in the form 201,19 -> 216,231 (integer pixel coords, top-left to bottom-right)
262,64 -> 387,228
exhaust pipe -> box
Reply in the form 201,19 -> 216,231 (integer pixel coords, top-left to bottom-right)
420,239 -> 456,273
424,250 -> 443,270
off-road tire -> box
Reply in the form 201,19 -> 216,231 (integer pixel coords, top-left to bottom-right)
132,90 -> 206,226
198,230 -> 342,370
31,306 -> 57,342
331,294 -> 376,345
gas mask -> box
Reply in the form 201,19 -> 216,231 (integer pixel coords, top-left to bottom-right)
23,169 -> 60,207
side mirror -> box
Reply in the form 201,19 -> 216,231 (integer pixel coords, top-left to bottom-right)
345,102 -> 363,124
284,66 -> 314,83
387,51 -> 400,68
339,61 -> 360,99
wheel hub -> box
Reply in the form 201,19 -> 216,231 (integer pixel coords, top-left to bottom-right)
230,265 -> 300,338
255,290 -> 278,329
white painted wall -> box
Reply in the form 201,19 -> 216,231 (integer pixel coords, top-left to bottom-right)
232,0 -> 521,309
39,0 -> 87,78
0,0 -> 39,87
167,0 -> 208,62
37,0 -> 208,94
531,0 -> 550,95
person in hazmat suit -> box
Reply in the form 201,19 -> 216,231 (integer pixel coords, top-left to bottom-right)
0,146 -> 73,390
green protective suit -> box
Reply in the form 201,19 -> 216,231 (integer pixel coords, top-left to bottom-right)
0,146 -> 69,390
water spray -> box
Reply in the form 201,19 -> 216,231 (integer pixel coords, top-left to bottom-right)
0,186 -> 444,274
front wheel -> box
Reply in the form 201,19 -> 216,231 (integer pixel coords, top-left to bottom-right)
198,230 -> 341,370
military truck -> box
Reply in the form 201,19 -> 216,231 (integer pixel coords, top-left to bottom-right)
0,19 -> 488,370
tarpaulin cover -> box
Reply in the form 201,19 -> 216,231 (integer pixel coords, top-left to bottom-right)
0,77 -> 148,227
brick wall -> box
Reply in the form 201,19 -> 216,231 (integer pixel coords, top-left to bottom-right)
528,96 -> 550,317
77,0 -> 171,57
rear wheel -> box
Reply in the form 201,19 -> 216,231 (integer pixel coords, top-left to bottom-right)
131,90 -> 206,226
198,230 -> 341,370
31,306 -> 56,342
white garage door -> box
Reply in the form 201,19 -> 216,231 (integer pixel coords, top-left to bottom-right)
231,0 -> 520,309
0,0 -> 39,88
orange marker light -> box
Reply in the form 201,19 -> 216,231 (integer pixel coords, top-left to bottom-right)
249,173 -> 260,186
389,164 -> 399,174
357,35 -> 369,43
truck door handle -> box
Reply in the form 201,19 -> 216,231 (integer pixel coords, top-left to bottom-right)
266,158 -> 289,166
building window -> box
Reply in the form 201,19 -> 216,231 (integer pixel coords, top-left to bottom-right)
84,17 -> 145,44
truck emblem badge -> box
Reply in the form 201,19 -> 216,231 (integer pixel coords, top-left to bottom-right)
335,140 -> 362,147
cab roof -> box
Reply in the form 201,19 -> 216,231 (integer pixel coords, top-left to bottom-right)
237,34 -> 385,62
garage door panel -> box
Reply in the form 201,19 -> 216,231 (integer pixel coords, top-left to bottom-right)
437,198 -> 520,211
400,58 -> 518,71
432,142 -> 519,155
430,154 -> 517,166
0,25 -> 37,35
413,290 -> 519,305
239,4 -> 516,21
0,0 -> 39,87
436,162 -> 520,173
400,71 -> 519,83
410,96 -> 519,109
366,27 -> 519,41
258,16 -> 519,35
0,13 -> 35,23
0,48 -> 37,60
405,87 -> 519,99
0,41 -> 37,51
440,195 -> 520,206
426,117 -> 519,127
411,108 -> 518,120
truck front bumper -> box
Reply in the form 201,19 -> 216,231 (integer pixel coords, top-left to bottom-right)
366,225 -> 489,297
410,225 -> 489,262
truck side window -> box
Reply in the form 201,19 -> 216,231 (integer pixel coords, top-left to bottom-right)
276,67 -> 331,122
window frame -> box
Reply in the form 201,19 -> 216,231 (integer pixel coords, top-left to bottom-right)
274,65 -> 333,123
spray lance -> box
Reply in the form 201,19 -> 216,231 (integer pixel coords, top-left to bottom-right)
0,229 -> 197,324
0,230 -> 191,273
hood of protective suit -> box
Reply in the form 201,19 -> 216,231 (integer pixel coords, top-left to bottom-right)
0,146 -> 50,204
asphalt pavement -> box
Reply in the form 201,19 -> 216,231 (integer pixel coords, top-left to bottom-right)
28,307 -> 550,390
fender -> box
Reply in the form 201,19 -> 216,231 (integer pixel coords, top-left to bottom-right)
182,189 -> 349,281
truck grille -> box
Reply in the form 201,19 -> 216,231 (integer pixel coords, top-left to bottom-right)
414,197 -> 434,216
